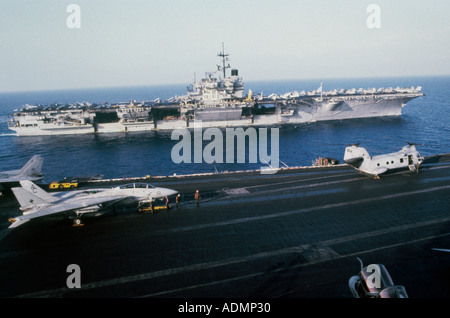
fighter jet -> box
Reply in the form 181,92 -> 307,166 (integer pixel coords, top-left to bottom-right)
8,181 -> 177,228
344,143 -> 424,178
0,155 -> 43,185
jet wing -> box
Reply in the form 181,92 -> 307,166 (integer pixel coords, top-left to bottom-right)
0,176 -> 43,183
0,170 -> 20,177
9,195 -> 129,229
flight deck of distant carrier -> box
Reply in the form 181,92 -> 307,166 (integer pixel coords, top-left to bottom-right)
8,44 -> 423,136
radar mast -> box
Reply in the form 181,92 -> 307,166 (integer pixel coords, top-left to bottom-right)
217,42 -> 231,78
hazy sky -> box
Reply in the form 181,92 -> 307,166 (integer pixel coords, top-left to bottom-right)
1,0 -> 449,92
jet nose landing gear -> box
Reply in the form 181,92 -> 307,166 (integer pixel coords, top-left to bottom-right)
73,217 -> 84,227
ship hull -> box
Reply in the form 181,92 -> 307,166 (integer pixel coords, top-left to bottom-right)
194,108 -> 242,121
155,119 -> 187,130
96,121 -> 155,133
233,93 -> 417,127
7,92 -> 422,135
121,121 -> 154,132
282,94 -> 415,124
9,125 -> 95,136
192,118 -> 253,128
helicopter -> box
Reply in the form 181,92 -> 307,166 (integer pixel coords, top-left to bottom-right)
343,143 -> 424,179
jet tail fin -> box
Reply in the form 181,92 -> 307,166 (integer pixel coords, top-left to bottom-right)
19,180 -> 56,203
18,155 -> 43,178
12,187 -> 48,212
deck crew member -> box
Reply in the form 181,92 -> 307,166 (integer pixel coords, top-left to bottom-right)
150,199 -> 155,214
195,190 -> 201,207
176,194 -> 181,208
165,196 -> 169,209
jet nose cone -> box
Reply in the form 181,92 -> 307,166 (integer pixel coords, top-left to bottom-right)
164,188 -> 178,196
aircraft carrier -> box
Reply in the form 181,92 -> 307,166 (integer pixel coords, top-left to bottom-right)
7,44 -> 424,136
0,154 -> 448,299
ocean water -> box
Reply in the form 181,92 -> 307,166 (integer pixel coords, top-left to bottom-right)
0,76 -> 449,183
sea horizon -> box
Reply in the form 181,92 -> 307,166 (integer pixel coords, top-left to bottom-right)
1,73 -> 449,95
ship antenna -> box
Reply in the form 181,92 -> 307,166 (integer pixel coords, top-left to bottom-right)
321,80 -> 323,101
217,42 -> 230,78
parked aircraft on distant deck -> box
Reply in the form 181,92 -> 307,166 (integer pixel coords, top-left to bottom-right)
0,155 -> 43,185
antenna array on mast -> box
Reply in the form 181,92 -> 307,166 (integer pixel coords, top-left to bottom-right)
217,42 -> 230,78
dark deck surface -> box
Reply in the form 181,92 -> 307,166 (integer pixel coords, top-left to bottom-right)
0,155 -> 449,298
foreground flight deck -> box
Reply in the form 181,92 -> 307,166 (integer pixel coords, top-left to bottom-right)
0,155 -> 449,298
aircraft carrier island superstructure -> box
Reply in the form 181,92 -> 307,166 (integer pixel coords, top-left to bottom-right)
8,44 -> 424,136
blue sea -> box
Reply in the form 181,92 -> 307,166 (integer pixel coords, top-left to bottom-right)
0,76 -> 449,183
